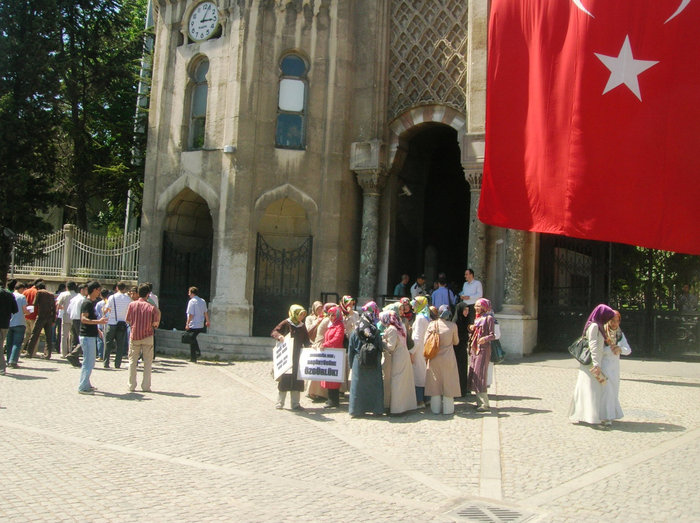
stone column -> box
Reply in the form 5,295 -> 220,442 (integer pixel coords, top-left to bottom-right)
461,133 -> 486,280
502,229 -> 526,314
351,140 -> 387,304
464,170 -> 486,279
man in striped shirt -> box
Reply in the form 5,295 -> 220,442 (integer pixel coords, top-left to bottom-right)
125,284 -> 161,392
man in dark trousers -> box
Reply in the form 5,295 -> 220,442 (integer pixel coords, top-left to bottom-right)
25,282 -> 56,359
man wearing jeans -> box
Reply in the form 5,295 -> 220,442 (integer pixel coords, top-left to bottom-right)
185,286 -> 209,363
78,281 -> 108,394
125,284 -> 161,392
6,282 -> 28,369
102,281 -> 131,369
0,281 -> 18,375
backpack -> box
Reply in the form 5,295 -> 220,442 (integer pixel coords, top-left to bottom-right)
423,321 -> 440,360
359,337 -> 380,368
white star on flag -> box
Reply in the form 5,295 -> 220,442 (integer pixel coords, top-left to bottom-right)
595,35 -> 659,101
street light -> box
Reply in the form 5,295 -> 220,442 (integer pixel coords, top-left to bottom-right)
2,227 -> 16,279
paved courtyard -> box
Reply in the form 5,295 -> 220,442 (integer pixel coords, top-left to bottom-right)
1,352 -> 699,522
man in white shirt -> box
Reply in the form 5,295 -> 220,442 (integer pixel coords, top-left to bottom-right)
410,274 -> 428,298
185,286 -> 209,363
103,281 -> 133,369
459,268 -> 483,326
65,284 -> 88,367
56,282 -> 77,356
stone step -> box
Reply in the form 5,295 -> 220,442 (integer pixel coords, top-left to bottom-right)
155,329 -> 272,361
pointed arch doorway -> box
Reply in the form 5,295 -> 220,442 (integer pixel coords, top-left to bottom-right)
387,124 -> 469,292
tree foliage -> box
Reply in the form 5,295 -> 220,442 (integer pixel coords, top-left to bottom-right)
0,0 -> 149,283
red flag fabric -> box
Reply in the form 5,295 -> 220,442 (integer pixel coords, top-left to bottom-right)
481,0 -> 700,254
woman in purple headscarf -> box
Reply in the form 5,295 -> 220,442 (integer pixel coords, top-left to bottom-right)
380,310 -> 417,414
568,304 -> 616,426
467,298 -> 496,412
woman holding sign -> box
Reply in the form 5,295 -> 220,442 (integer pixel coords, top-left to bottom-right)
271,305 -> 310,410
322,306 -> 346,409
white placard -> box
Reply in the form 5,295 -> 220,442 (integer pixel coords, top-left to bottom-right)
297,348 -> 346,383
272,335 -> 294,380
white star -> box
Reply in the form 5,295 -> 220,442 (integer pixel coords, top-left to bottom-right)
594,35 -> 659,101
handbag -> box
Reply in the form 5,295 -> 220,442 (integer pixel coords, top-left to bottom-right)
494,320 -> 501,340
181,331 -> 195,344
423,321 -> 440,360
567,335 -> 592,365
491,339 -> 505,364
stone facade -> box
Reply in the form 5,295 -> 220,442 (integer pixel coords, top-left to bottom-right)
141,0 -> 539,357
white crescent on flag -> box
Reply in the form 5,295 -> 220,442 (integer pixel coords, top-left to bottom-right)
665,0 -> 692,23
572,0 -> 594,18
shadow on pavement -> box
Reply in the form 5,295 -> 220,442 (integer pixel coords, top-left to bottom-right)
2,373 -> 48,381
609,420 -> 686,433
491,406 -> 552,416
96,391 -> 152,401
621,377 -> 700,388
149,390 -> 200,398
490,394 -> 542,402
14,365 -> 58,372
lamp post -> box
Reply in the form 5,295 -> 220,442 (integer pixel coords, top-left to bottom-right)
2,227 -> 16,279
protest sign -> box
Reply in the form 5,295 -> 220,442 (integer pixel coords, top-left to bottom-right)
272,335 -> 293,380
297,348 -> 345,383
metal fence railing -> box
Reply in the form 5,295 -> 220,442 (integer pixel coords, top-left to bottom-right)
9,224 -> 140,281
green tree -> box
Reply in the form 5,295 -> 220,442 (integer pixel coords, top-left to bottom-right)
0,1 -> 64,283
56,0 -> 148,230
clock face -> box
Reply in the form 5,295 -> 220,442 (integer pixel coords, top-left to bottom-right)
188,2 -> 219,42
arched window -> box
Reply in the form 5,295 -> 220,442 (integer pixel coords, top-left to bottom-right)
188,58 -> 209,149
276,54 -> 308,149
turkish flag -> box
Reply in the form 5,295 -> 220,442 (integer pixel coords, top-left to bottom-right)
481,0 -> 700,254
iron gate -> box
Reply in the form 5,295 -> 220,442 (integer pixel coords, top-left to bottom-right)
537,235 -> 608,350
159,232 -> 212,330
252,234 -> 312,336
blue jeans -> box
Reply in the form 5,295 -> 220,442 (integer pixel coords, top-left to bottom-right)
97,331 -> 104,359
78,336 -> 97,392
6,326 -> 26,365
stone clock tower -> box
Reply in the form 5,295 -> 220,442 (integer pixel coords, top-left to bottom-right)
140,0 -> 539,358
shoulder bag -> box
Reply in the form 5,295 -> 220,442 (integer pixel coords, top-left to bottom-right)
567,335 -> 592,365
423,321 -> 440,360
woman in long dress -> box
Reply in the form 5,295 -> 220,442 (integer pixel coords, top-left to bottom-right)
271,304 -> 310,410
305,301 -> 326,401
380,310 -> 417,414
452,301 -> 471,397
410,296 -> 430,407
424,305 -> 461,414
348,301 -> 384,417
321,306 -> 346,408
568,304 -> 617,426
467,298 -> 496,412
600,310 -> 632,425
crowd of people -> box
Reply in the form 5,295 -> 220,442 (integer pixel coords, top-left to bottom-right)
0,278 -> 160,394
270,268 -> 497,417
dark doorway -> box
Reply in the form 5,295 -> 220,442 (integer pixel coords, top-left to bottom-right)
252,234 -> 312,336
537,234 -> 608,350
159,189 -> 213,330
391,124 -> 469,291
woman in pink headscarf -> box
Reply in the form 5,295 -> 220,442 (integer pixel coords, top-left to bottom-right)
380,310 -> 417,414
322,306 -> 345,408
467,298 -> 496,412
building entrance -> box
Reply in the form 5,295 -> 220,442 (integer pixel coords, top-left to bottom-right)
389,124 -> 469,294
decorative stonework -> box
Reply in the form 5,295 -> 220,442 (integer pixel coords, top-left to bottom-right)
389,0 -> 468,119
465,171 -> 482,190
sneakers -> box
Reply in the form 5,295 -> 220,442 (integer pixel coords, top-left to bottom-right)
78,389 -> 94,395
